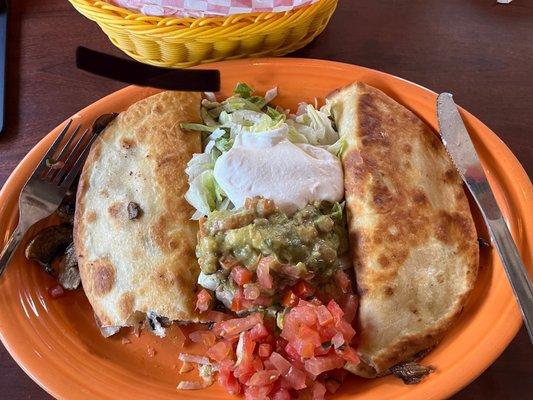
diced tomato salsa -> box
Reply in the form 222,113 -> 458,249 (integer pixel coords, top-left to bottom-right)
190,199 -> 359,399
195,294 -> 359,400
196,289 -> 213,312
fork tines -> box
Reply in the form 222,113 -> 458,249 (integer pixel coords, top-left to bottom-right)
35,119 -> 96,189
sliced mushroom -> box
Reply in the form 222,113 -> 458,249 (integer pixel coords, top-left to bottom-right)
92,113 -> 118,135
58,243 -> 80,290
127,202 -> 142,220
25,225 -> 72,275
56,193 -> 76,225
390,362 -> 435,384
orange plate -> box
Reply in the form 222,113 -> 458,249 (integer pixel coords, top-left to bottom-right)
0,59 -> 531,400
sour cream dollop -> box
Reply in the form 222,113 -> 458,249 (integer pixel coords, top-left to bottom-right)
213,124 -> 344,215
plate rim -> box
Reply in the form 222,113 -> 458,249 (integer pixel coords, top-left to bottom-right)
0,57 -> 531,400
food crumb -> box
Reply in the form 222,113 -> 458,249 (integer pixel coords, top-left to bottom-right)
179,361 -> 194,374
48,285 -> 65,299
133,323 -> 141,338
147,346 -> 156,357
121,337 -> 131,345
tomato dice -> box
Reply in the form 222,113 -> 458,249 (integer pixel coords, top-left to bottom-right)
248,370 -> 280,386
206,310 -> 231,322
272,388 -> 291,400
257,258 -> 274,290
316,305 -> 334,326
292,281 -> 315,298
195,289 -> 213,312
244,384 -> 273,400
231,288 -> 244,312
258,343 -> 273,358
231,266 -> 253,286
335,319 -> 356,343
342,293 -> 358,324
249,323 -> 269,341
218,359 -> 241,396
207,340 -> 233,362
331,332 -> 345,349
204,289 -> 357,400
326,299 -> 344,322
214,313 -> 263,338
234,332 -> 256,383
334,270 -> 352,294
269,352 -> 291,374
284,343 -> 301,361
336,345 -> 360,363
284,366 -> 307,390
282,290 -> 298,307
304,354 -> 345,378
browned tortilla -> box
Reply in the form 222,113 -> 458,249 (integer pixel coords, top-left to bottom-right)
74,91 -> 204,328
328,83 -> 479,377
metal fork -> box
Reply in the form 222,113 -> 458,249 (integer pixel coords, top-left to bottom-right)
0,120 -> 97,276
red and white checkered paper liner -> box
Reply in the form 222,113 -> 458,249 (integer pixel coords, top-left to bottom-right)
109,0 -> 319,18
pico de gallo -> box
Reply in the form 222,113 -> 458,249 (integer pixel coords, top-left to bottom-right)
185,197 -> 359,399
184,294 -> 358,400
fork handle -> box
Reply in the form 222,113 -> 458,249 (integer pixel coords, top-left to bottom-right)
0,224 -> 24,277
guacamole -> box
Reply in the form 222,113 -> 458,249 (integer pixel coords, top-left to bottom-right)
196,198 -> 349,311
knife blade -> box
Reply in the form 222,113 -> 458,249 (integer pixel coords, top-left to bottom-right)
437,93 -> 533,343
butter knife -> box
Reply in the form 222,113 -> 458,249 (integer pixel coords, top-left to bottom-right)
437,93 -> 533,343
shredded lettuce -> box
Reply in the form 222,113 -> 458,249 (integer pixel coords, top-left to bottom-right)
215,137 -> 234,152
329,201 -> 345,222
287,125 -> 309,144
265,106 -> 285,124
286,103 -> 338,146
200,107 -> 218,127
327,136 -> 348,158
233,82 -> 253,98
183,82 -> 343,219
185,170 -> 217,217
180,122 -> 216,133
185,153 -> 212,181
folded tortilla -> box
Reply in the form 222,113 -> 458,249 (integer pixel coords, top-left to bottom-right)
74,91 -> 204,328
328,83 -> 479,377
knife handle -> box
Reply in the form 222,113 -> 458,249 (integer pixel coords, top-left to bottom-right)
488,216 -> 533,342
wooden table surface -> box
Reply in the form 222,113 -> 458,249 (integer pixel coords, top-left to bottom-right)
1,0 -> 532,399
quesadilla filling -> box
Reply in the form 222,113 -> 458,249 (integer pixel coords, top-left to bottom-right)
182,84 -> 358,400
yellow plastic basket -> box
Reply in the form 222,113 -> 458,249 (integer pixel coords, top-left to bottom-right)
68,0 -> 338,68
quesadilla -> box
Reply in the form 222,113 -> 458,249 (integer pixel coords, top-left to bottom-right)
74,91 -> 204,330
328,82 -> 479,377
